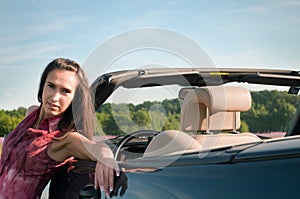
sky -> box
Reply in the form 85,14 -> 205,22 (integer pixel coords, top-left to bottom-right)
0,0 -> 300,110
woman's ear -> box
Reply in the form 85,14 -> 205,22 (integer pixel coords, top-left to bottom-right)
25,105 -> 39,116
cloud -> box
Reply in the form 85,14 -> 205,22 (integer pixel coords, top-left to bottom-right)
0,42 -> 74,66
28,17 -> 88,35
4,92 -> 12,97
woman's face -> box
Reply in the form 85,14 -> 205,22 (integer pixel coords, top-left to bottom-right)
41,69 -> 78,118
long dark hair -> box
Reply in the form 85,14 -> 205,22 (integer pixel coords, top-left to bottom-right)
38,58 -> 94,139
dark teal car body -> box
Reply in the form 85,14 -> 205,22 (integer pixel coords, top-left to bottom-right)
79,67 -> 300,199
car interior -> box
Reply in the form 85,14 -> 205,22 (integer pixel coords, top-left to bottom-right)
94,69 -> 300,161
142,85 -> 262,157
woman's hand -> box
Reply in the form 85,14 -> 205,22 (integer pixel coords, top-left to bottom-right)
94,158 -> 120,197
93,143 -> 119,197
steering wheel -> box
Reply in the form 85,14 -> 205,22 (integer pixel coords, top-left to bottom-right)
114,130 -> 160,161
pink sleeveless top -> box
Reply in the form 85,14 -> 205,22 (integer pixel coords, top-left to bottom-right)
0,108 -> 70,199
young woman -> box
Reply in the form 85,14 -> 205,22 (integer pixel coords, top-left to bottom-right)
0,58 -> 119,198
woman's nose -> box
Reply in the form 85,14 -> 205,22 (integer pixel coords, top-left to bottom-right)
51,91 -> 60,101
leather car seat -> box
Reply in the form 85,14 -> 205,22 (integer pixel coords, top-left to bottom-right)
143,86 -> 261,157
180,86 -> 261,149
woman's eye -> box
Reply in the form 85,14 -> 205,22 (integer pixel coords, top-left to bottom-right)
62,88 -> 71,94
47,83 -> 55,88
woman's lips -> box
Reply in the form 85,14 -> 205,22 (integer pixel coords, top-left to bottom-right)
47,103 -> 59,111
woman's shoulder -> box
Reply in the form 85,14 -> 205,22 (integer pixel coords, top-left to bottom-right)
54,132 -> 92,146
65,132 -> 93,144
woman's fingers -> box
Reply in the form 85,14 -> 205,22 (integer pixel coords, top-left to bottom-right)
95,159 -> 119,197
94,162 -> 104,190
108,166 -> 114,193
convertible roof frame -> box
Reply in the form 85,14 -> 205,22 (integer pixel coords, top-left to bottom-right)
90,67 -> 300,108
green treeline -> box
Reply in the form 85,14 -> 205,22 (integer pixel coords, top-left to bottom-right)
94,99 -> 181,135
0,107 -> 27,137
0,90 -> 299,137
242,90 -> 300,133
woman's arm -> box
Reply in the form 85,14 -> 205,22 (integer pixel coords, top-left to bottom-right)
48,132 -> 119,197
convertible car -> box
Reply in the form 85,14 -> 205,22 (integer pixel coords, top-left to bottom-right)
77,67 -> 300,198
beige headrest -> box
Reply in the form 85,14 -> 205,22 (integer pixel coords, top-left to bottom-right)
183,86 -> 251,112
180,86 -> 251,132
